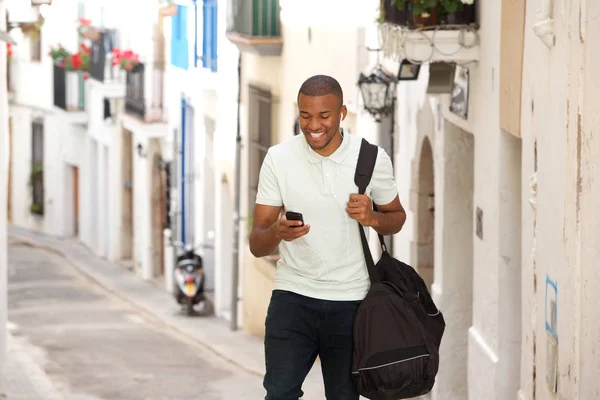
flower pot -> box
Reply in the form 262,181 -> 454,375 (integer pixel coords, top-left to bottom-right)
66,71 -> 80,110
446,3 -> 476,24
413,7 -> 439,27
78,26 -> 102,41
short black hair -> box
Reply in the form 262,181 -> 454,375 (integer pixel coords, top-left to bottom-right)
298,75 -> 344,106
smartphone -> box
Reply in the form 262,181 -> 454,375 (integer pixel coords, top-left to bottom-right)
285,211 -> 304,226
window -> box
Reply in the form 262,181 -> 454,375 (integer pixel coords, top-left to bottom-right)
31,120 -> 44,215
247,85 -> 279,260
201,0 -> 218,72
170,5 -> 189,70
248,85 -> 272,212
30,33 -> 42,62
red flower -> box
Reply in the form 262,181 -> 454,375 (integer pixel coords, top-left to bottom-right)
71,52 -> 83,70
77,18 -> 92,27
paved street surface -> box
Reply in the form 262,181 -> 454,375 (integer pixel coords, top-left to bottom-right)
5,237 -> 268,400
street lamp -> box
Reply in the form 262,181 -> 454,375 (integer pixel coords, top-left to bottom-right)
357,62 -> 406,257
357,65 -> 397,122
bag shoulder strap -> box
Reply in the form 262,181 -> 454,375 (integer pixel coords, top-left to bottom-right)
354,138 -> 387,283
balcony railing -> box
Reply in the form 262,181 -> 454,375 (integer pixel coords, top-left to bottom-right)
53,63 -> 86,111
226,0 -> 282,56
379,0 -> 480,64
125,62 -> 164,123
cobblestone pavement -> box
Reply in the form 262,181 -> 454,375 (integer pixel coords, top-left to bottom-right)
5,238 -> 269,399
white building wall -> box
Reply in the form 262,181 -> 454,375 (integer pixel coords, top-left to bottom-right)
9,106 -> 85,238
1,0 -> 9,367
212,3 -> 240,321
519,1 -> 600,399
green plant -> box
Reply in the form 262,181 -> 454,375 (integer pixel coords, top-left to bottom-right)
438,0 -> 473,14
392,0 -> 473,17
393,0 -> 438,17
30,203 -> 43,215
49,44 -> 70,61
28,162 -> 43,186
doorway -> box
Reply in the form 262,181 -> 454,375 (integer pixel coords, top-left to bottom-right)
121,129 -> 134,260
433,122 -> 475,399
416,136 -> 435,290
150,138 -> 164,276
203,116 -> 216,292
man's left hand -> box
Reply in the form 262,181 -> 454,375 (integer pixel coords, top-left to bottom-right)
346,194 -> 375,226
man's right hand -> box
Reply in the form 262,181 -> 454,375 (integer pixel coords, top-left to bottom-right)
276,214 -> 310,242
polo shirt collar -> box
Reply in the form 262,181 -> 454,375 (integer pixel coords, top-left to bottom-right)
303,129 -> 350,164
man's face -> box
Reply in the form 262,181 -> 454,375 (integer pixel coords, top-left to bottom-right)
298,93 -> 347,156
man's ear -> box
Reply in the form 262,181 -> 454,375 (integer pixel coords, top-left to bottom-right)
340,105 -> 348,121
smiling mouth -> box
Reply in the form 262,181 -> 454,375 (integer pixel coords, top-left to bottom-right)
309,132 -> 325,139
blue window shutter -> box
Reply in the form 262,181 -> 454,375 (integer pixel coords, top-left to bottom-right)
202,0 -> 218,72
170,5 -> 189,70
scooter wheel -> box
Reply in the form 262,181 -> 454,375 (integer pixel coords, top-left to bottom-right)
186,301 -> 194,316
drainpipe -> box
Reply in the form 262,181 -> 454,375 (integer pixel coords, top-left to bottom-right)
230,54 -> 242,331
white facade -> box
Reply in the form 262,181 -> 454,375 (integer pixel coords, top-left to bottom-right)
7,0 -> 88,238
161,0 -> 240,320
0,0 -> 9,368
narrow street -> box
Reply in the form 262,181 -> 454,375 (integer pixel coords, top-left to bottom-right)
6,237 -> 267,400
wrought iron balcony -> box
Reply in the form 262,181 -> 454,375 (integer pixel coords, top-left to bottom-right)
125,61 -> 164,123
53,63 -> 86,111
379,0 -> 480,63
226,0 -> 282,56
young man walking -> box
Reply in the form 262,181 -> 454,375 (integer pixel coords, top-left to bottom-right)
249,75 -> 407,400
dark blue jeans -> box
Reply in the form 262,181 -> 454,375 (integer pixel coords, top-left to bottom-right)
263,290 -> 360,400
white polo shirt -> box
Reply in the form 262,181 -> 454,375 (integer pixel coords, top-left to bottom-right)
255,131 -> 398,301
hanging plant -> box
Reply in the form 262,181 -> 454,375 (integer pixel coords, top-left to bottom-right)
28,162 -> 43,186
386,0 -> 476,26
76,17 -> 102,41
49,43 -> 70,61
111,48 -> 141,71
29,163 -> 44,215
20,16 -> 44,39
30,203 -> 44,215
64,43 -> 91,72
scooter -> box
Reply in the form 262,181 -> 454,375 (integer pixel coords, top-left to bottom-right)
172,242 -> 212,315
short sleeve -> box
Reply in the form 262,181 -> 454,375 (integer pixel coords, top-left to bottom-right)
255,151 -> 283,207
369,147 -> 398,206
